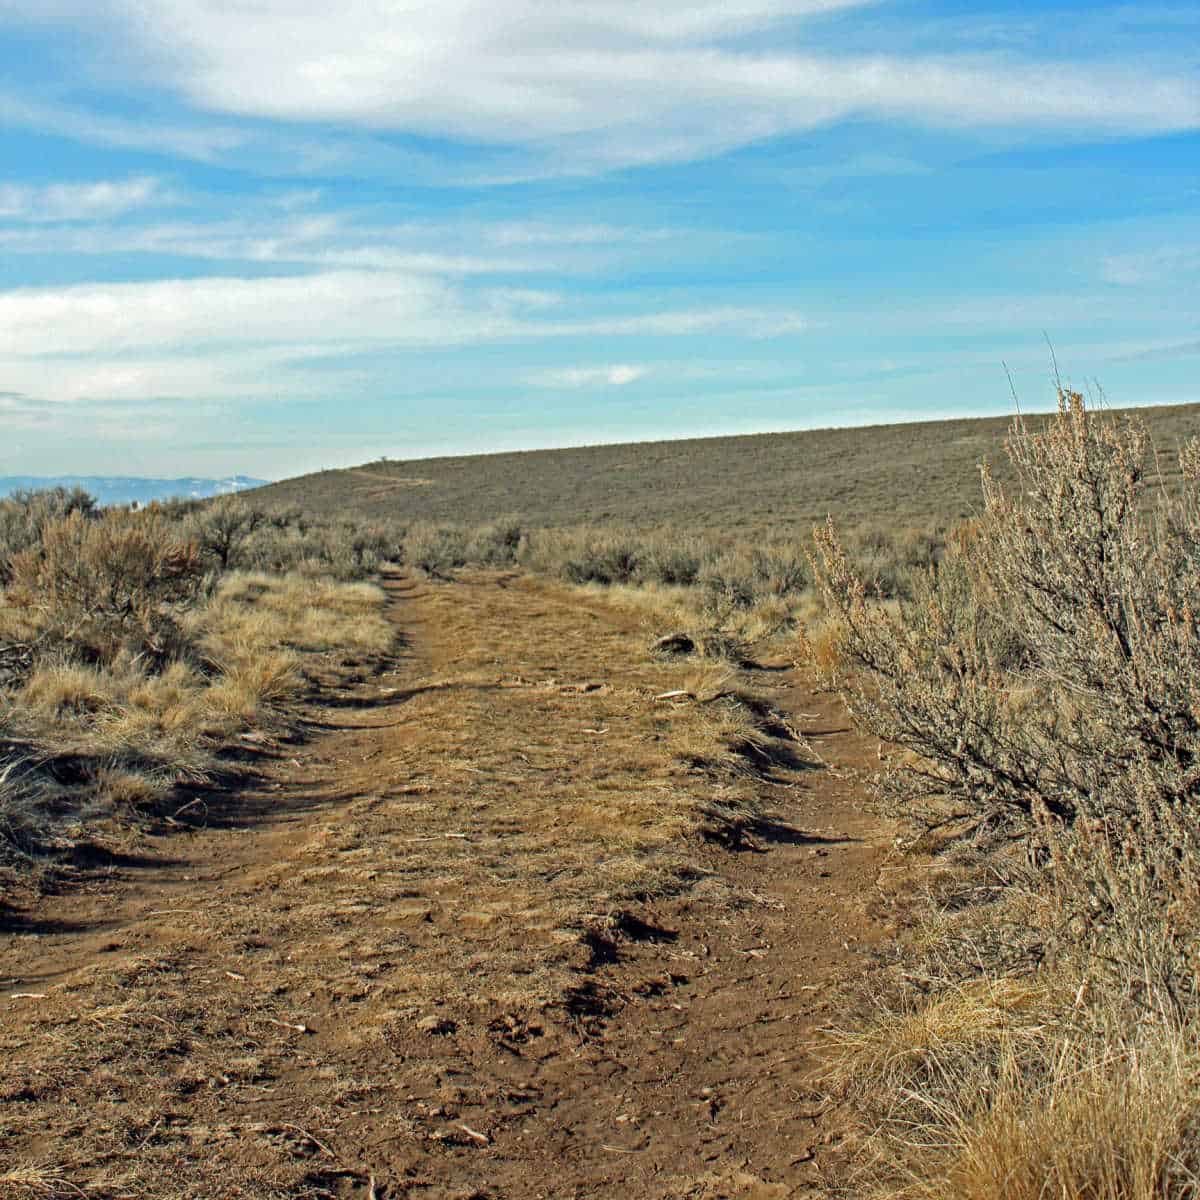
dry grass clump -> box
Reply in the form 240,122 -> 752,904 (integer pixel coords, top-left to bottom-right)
199,645 -> 303,726
925,1031 -> 1200,1200
827,969 -> 1200,1199
195,571 -> 392,658
807,391 -> 1200,1196
0,496 -> 393,894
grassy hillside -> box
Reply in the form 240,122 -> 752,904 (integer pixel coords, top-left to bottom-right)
253,401 -> 1200,534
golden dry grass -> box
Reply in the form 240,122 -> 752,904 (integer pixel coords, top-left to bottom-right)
867,1018 -> 1200,1200
820,953 -> 1200,1197
15,573 -> 390,752
919,1030 -> 1200,1200
1,571 -> 394,884
195,572 -> 393,659
570,579 -> 808,665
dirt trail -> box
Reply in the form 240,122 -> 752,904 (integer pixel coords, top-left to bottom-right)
0,573 -> 894,1200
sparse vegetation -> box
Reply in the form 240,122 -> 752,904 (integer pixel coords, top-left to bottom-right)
252,402 -> 1200,537
0,548 -> 816,1199
7,397 -> 1200,1197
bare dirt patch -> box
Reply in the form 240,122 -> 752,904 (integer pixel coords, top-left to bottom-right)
0,571 -> 894,1199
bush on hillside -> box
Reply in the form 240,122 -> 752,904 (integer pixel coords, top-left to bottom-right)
189,497 -> 266,569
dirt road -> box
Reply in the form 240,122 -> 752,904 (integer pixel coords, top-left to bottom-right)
0,572 -> 893,1199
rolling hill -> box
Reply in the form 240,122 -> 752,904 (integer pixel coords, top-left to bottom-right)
252,401 -> 1200,535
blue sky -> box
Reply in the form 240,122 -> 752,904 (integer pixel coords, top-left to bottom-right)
1,1 -> 1197,479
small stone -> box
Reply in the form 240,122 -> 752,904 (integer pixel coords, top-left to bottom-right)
416,1014 -> 457,1036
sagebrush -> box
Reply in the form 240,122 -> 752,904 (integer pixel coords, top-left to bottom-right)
808,392 -> 1200,1197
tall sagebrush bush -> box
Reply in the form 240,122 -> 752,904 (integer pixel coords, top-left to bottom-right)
0,486 -> 97,582
809,391 -> 1200,831
188,498 -> 266,570
7,509 -> 204,668
809,391 -> 1200,1197
808,388 -> 1200,997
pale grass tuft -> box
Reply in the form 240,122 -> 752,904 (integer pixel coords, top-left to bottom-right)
682,662 -> 738,701
822,975 -> 1065,1107
908,1026 -> 1200,1200
92,766 -> 172,810
20,662 -> 118,717
0,1164 -> 87,1197
204,647 -> 303,723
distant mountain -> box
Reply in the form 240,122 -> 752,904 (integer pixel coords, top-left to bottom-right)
0,476 -> 267,507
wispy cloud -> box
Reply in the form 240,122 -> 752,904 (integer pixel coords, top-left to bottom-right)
532,364 -> 648,388
1106,337 -> 1200,364
0,204 -> 711,277
577,308 -> 808,338
1100,244 -> 1200,286
0,175 -> 167,222
0,90 -> 247,162
3,2 -> 1197,172
0,387 -> 59,429
0,270 -> 809,411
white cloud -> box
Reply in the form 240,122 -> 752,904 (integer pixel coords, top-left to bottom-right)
0,272 -> 809,362
0,272 -> 491,359
0,206 -> 704,276
575,307 -> 808,338
0,269 -> 809,410
483,223 -> 677,248
533,364 -> 648,388
4,2 -> 1196,171
0,176 -> 167,222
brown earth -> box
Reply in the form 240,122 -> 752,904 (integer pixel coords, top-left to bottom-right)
0,571 -> 896,1200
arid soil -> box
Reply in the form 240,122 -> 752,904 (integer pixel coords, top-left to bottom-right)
0,572 -> 895,1199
